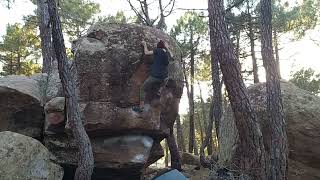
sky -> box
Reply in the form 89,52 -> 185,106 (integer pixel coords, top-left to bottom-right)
0,0 -> 320,114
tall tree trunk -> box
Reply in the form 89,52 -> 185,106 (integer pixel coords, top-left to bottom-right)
181,56 -> 194,154
207,0 -> 267,179
247,1 -> 259,83
188,32 -> 196,154
37,0 -> 55,74
207,100 -> 213,155
47,1 -> 94,179
198,81 -> 208,135
196,113 -> 204,147
167,131 -> 182,170
273,29 -> 281,78
260,0 -> 288,179
176,115 -> 186,152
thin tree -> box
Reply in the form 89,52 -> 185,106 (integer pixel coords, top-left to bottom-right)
260,0 -> 288,179
47,0 -> 94,179
37,0 -> 55,74
246,0 -> 259,83
207,0 -> 267,179
175,115 -> 186,152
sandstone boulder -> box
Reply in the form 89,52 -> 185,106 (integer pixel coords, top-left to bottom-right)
219,81 -> 320,178
43,23 -> 183,178
0,75 -> 44,138
0,131 -> 63,180
71,23 -> 183,137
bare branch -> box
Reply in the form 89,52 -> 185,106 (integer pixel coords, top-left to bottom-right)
163,0 -> 175,17
175,8 -> 207,11
127,0 -> 148,24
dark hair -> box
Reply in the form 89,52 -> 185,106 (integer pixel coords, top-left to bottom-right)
157,40 -> 166,49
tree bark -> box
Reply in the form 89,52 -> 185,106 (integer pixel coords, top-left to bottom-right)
176,115 -> 186,152
167,132 -> 182,170
207,0 -> 267,179
247,1 -> 259,83
37,0 -> 55,74
47,0 -> 94,179
260,0 -> 288,179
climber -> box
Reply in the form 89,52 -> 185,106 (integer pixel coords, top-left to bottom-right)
133,40 -> 171,113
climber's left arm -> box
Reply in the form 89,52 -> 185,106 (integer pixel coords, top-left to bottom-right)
141,41 -> 153,55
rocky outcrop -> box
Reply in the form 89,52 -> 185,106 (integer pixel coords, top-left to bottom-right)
44,23 -> 183,179
0,75 -> 44,138
0,131 -> 63,180
70,23 -> 183,136
219,81 -> 320,179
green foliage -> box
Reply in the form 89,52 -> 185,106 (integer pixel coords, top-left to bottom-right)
58,0 -> 100,40
97,11 -> 128,24
0,22 -> 41,76
273,0 -> 319,39
170,11 -> 208,58
289,68 -> 320,94
170,11 -> 210,81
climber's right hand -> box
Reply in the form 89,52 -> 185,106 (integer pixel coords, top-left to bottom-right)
141,41 -> 146,46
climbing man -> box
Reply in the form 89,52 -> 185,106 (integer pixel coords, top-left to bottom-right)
133,40 -> 171,113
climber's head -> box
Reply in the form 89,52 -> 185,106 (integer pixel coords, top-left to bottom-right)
157,40 -> 166,49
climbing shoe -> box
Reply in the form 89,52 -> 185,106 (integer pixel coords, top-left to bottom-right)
132,106 -> 144,113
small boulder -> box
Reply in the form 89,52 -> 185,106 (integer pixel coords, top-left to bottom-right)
0,131 -> 63,180
44,97 -> 65,134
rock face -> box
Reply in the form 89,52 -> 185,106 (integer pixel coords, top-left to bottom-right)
0,75 -> 44,139
0,131 -> 63,180
71,23 -> 183,136
31,71 -> 63,104
219,81 -> 320,179
44,23 -> 184,179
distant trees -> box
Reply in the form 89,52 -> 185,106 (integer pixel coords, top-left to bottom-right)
290,68 -> 320,94
0,22 -> 41,76
171,11 -> 208,155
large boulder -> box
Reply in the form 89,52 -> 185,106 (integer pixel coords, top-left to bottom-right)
0,131 -> 63,180
0,75 -> 44,138
44,23 -> 184,178
71,23 -> 183,136
219,81 -> 320,178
